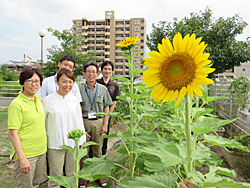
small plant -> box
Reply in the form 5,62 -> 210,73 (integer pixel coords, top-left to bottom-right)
48,129 -> 97,188
229,76 -> 250,111
231,134 -> 250,156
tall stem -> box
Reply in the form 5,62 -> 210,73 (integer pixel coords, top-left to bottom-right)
185,94 -> 192,173
128,49 -> 134,178
75,139 -> 79,188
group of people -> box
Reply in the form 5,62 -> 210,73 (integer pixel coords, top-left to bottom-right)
8,55 -> 119,188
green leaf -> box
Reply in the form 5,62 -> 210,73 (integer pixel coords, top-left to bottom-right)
94,112 -> 120,117
116,96 -> 128,101
192,117 -> 236,135
192,107 -> 213,119
83,156 -> 115,181
112,76 -> 129,83
135,142 -> 191,166
210,166 -> 237,178
48,176 -> 73,188
134,51 -> 144,56
203,134 -> 250,152
116,169 -> 127,179
75,169 -> 93,181
119,172 -> 177,188
202,177 -> 250,188
143,160 -> 166,172
59,145 -> 74,153
130,69 -> 144,75
81,141 -> 99,148
77,148 -> 88,161
120,53 -> 130,60
207,96 -> 226,103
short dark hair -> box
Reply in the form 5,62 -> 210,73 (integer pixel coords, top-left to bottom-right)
59,55 -> 76,67
19,67 -> 43,85
83,62 -> 99,73
56,68 -> 75,82
101,61 -> 114,71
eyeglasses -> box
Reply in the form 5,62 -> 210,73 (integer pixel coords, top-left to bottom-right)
86,70 -> 97,74
25,79 -> 40,85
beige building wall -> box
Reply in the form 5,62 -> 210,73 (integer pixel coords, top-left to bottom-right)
73,11 -> 146,77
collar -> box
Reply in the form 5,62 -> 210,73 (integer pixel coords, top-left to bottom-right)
100,77 -> 111,85
18,91 -> 38,102
55,91 -> 70,99
85,82 -> 97,89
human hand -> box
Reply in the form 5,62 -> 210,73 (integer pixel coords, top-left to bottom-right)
100,124 -> 108,134
20,158 -> 31,174
180,178 -> 199,188
86,133 -> 91,141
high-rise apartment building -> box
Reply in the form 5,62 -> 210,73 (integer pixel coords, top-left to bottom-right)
73,11 -> 146,77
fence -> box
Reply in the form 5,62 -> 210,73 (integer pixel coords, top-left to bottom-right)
0,81 -> 21,106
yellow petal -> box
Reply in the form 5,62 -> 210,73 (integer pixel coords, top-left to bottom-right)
196,68 -> 215,74
144,59 -> 162,68
143,75 -> 161,87
186,33 -> 196,52
191,82 -> 203,97
181,34 -> 190,52
162,38 -> 174,55
165,90 -> 174,102
148,51 -> 165,62
173,33 -> 182,53
175,87 -> 187,106
158,43 -> 169,58
187,84 -> 194,98
152,84 -> 167,102
192,42 -> 207,58
150,83 -> 163,97
196,60 -> 212,69
195,53 -> 210,62
143,69 -> 159,75
170,90 -> 178,102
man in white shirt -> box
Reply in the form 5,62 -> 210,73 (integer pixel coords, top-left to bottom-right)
36,55 -> 82,102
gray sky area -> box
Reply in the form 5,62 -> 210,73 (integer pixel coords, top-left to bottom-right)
0,0 -> 250,63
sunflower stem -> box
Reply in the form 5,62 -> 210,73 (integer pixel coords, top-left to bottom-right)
185,94 -> 193,173
128,48 -> 134,178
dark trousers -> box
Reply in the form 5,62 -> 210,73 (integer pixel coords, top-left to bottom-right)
89,116 -> 111,157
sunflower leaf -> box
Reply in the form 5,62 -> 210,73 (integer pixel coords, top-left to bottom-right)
119,172 -> 177,188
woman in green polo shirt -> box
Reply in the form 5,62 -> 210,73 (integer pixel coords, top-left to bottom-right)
8,67 -> 47,188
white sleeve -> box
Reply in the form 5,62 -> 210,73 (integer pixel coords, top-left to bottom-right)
74,83 -> 83,103
37,79 -> 48,101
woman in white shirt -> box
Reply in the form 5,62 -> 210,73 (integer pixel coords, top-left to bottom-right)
43,68 -> 86,188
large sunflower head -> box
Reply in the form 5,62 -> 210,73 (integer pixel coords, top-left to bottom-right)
142,33 -> 215,106
117,36 -> 140,51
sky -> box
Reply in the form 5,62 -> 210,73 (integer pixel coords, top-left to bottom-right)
0,0 -> 250,64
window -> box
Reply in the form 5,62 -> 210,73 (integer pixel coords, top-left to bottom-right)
243,68 -> 246,72
134,66 -> 139,70
134,27 -> 139,31
134,60 -> 139,64
77,22 -> 82,26
77,35 -> 81,38
77,29 -> 81,32
136,41 -> 139,44
134,47 -> 139,51
135,20 -> 139,24
135,34 -> 139,37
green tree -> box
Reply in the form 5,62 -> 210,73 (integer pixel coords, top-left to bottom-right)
0,65 -> 18,81
43,27 -> 97,77
146,7 -> 250,75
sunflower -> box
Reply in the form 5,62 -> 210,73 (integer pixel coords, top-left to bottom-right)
142,33 -> 215,106
117,36 -> 140,51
